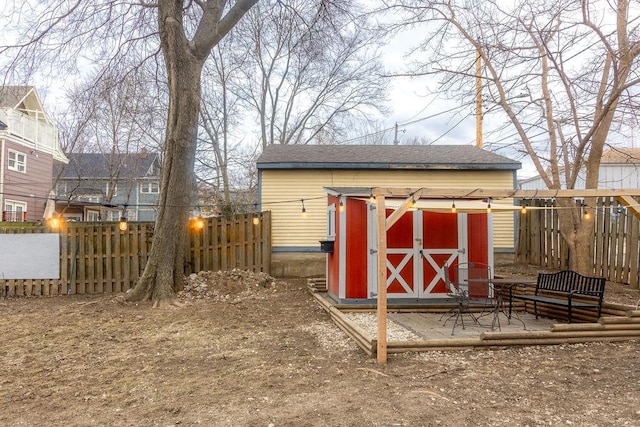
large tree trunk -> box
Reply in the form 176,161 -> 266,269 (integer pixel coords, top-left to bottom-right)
556,197 -> 596,275
126,2 -> 204,305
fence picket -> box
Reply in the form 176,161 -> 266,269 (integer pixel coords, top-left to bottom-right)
517,198 -> 639,289
0,213 -> 271,296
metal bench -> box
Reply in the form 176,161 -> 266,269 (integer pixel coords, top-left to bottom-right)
509,270 -> 606,323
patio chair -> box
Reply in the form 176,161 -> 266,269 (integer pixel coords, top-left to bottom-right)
441,262 -> 497,334
464,262 -> 501,330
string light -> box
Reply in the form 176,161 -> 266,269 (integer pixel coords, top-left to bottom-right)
191,216 -> 205,230
521,201 -> 527,214
49,216 -> 62,229
451,201 -> 457,213
486,198 -> 492,213
252,215 -> 260,225
118,205 -> 129,231
301,198 -> 306,214
118,216 -> 128,231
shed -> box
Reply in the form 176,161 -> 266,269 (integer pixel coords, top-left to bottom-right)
323,187 -> 508,303
256,144 -> 521,277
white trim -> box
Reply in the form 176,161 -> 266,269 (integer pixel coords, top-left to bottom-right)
420,249 -> 460,296
0,138 -> 5,212
140,181 -> 159,194
4,199 -> 27,221
413,212 -> 423,297
7,148 -> 26,173
326,203 -> 336,239
367,201 -> 377,298
338,196 -> 347,299
386,249 -> 415,295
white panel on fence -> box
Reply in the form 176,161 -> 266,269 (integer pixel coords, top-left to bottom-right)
0,234 -> 60,279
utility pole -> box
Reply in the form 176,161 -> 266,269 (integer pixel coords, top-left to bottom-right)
394,122 -> 399,145
476,49 -> 482,149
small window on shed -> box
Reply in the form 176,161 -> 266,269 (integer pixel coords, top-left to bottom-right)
326,204 -> 336,239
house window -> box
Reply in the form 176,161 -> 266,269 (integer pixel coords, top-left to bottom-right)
326,204 -> 336,239
86,210 -> 101,221
4,200 -> 27,222
56,182 -> 68,195
111,209 -> 134,221
8,150 -> 26,173
106,182 -> 118,197
78,194 -> 102,203
140,182 -> 159,194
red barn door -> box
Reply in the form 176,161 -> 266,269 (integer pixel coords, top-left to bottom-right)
367,207 -> 468,299
418,212 -> 465,297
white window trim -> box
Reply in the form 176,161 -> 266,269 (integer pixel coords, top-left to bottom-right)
326,204 -> 336,239
8,149 -> 26,173
4,199 -> 28,221
106,182 -> 118,197
140,181 -> 159,194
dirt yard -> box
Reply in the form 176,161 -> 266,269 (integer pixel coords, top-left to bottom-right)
1,263 -> 640,427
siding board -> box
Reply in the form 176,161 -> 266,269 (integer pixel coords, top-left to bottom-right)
261,169 -> 516,250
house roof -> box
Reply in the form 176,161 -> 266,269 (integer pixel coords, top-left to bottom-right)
0,86 -> 34,109
56,152 -> 161,179
601,148 -> 640,164
256,144 -> 521,170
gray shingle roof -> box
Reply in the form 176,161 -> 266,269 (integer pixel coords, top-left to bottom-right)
256,144 -> 521,170
55,152 -> 160,179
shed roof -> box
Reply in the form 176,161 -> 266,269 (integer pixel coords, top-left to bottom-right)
256,144 -> 521,170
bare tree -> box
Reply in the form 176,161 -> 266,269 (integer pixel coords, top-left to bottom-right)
197,35 -> 247,208
388,0 -> 640,273
54,67 -> 166,218
1,0 -> 258,305
234,0 -> 388,149
195,0 -> 388,209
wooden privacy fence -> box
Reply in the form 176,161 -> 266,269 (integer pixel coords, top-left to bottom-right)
0,212 -> 271,297
517,198 -> 640,288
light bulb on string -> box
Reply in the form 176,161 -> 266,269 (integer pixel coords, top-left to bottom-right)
118,216 -> 128,231
191,216 -> 205,231
50,216 -> 62,229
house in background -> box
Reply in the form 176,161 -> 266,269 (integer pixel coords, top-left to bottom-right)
256,144 -> 521,277
0,86 -> 69,222
54,151 -> 161,222
519,147 -> 640,190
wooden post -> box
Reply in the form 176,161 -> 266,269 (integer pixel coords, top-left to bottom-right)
376,194 -> 387,364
